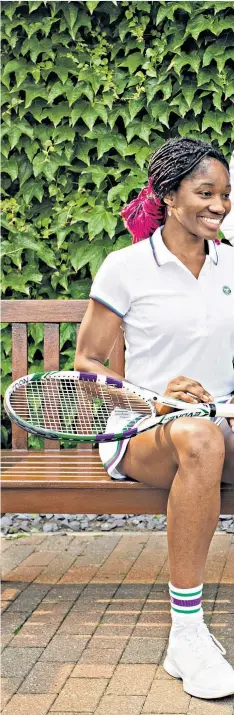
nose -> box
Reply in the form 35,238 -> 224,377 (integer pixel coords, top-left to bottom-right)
208,196 -> 227,215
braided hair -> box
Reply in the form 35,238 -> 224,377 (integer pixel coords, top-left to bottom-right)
121,137 -> 230,243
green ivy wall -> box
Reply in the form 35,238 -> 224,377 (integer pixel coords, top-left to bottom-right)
1,0 -> 234,445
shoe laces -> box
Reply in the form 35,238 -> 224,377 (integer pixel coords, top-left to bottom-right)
183,621 -> 226,664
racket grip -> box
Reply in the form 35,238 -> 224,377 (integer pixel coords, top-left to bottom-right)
215,403 -> 234,418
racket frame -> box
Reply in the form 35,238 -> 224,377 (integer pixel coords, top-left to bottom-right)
4,370 -> 234,444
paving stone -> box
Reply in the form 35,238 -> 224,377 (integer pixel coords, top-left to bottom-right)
188,697 -> 234,714
94,694 -> 145,715
4,565 -> 44,582
71,664 -> 115,678
1,545 -> 35,576
19,662 -> 74,694
142,678 -> 190,713
9,584 -> 51,613
9,622 -> 58,648
1,582 -> 28,602
41,635 -> 89,662
101,611 -> 138,625
154,665 -> 174,679
94,624 -> 134,638
121,637 -> 167,664
1,676 -> 23,709
1,646 -> 43,678
1,600 -> 10,613
106,664 -> 156,695
35,555 -> 77,584
87,634 -> 130,650
1,611 -> 29,638
2,693 -> 56,715
51,677 -> 108,711
78,646 -> 123,665
43,585 -> 84,602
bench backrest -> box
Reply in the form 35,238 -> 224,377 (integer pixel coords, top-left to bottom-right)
2,300 -> 125,450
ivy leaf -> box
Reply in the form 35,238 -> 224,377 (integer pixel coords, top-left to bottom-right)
41,102 -> 70,126
53,59 -> 78,84
150,100 -> 171,127
2,58 -> 28,89
81,105 -> 99,131
81,166 -> 107,188
202,111 -> 223,135
21,37 -> 55,63
168,52 -> 201,75
108,105 -> 131,130
178,119 -> 200,137
66,81 -> 93,106
203,41 -> 227,67
17,155 -> 33,187
62,2 -> 78,31
87,206 -> 117,239
212,88 -> 223,112
1,156 -> 18,181
216,51 -> 234,74
135,146 -> 151,169
69,278 -> 91,298
53,125 -> 76,144
22,178 -> 44,205
119,52 -> 143,75
75,139 -> 95,166
181,83 -> 197,108
128,98 -> 145,121
86,1 -> 100,13
70,100 -> 88,126
69,242 -> 97,272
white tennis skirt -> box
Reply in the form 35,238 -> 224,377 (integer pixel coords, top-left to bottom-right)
99,395 -> 234,481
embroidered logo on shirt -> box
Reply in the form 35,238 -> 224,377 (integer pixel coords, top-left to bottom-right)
222,286 -> 231,295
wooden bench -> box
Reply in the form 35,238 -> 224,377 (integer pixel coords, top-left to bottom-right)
1,300 -> 234,515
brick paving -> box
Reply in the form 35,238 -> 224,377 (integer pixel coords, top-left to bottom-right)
1,532 -> 234,714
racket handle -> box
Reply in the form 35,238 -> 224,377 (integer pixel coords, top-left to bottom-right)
215,403 -> 234,418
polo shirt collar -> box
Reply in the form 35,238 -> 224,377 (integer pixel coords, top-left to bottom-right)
150,226 -> 218,266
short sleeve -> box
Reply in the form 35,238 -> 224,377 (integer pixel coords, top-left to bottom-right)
89,251 -> 131,318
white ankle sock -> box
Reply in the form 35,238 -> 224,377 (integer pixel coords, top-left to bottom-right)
169,581 -> 204,628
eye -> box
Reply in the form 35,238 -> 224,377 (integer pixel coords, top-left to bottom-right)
199,192 -> 230,198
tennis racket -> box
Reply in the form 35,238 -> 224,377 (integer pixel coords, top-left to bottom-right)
4,370 -> 234,444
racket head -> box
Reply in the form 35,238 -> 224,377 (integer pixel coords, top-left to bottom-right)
4,371 -> 156,443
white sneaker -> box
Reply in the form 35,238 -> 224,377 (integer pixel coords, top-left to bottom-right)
163,620 -> 234,699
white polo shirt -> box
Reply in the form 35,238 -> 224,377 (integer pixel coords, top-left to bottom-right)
90,226 -> 234,399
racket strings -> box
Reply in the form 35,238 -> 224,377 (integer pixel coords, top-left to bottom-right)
10,378 -> 152,436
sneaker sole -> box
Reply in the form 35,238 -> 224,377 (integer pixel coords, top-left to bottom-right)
163,656 -> 234,699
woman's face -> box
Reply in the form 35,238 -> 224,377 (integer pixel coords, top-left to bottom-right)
168,158 -> 231,239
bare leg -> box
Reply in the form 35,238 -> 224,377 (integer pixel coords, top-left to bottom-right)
166,420 -> 225,587
119,417 -> 226,588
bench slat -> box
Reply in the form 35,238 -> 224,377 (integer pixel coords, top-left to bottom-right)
2,299 -> 88,323
12,324 -> 28,450
44,323 -> 60,450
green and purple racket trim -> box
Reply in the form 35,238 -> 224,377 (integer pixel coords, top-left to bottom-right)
4,370 -> 234,444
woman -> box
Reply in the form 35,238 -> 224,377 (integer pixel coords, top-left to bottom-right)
74,137 -> 234,700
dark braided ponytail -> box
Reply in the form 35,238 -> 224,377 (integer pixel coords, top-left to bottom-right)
121,137 -> 229,243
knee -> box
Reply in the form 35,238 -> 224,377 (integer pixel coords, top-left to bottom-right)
171,417 -> 225,465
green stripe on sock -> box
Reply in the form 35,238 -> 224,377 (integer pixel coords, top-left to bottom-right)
171,606 -> 201,614
169,588 -> 202,598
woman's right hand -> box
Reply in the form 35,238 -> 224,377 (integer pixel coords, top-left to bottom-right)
156,376 -> 214,416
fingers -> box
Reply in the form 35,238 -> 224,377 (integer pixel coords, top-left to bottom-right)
167,377 -> 214,403
170,391 -> 203,404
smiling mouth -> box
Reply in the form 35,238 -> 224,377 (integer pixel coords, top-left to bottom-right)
198,216 -> 223,229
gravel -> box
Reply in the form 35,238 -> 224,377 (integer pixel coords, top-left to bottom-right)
1,512 -> 234,536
